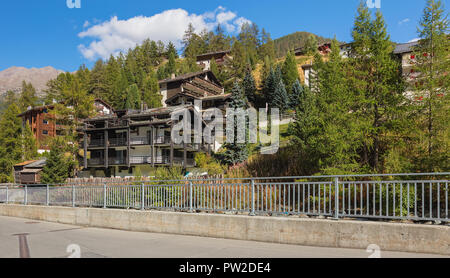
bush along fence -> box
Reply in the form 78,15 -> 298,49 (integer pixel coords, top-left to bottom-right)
0,173 -> 449,223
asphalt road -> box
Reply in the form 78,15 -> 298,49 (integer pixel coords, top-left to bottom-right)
0,215 -> 447,258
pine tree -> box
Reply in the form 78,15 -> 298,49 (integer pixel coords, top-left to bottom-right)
22,122 -> 38,161
262,67 -> 277,105
272,79 -> 289,112
0,104 -> 24,182
350,4 -> 406,171
242,68 -> 257,104
40,137 -> 71,184
282,51 -> 299,93
305,35 -> 318,55
411,0 -> 449,171
166,42 -> 178,59
221,82 -> 249,165
166,50 -> 176,76
19,81 -> 38,111
289,79 -> 303,109
125,84 -> 141,109
142,70 -> 162,108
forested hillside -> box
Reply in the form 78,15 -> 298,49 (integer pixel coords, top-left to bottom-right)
273,31 -> 336,58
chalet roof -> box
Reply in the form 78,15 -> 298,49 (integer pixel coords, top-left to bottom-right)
94,98 -> 114,112
200,94 -> 231,101
393,41 -> 420,54
25,159 -> 47,168
14,160 -> 38,167
124,105 -> 193,118
158,70 -> 221,87
196,50 -> 231,60
165,91 -> 231,105
18,104 -> 55,117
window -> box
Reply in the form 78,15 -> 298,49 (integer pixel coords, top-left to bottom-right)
43,130 -> 49,135
43,119 -> 48,125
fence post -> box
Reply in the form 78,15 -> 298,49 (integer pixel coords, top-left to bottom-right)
103,182 -> 107,209
189,181 -> 193,212
24,185 -> 27,205
334,177 -> 339,219
5,185 -> 8,204
250,179 -> 255,216
141,183 -> 145,211
46,184 -> 49,206
72,184 -> 76,207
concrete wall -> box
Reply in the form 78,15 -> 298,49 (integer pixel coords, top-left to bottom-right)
0,204 -> 448,255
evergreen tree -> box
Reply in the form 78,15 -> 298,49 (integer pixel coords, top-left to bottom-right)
411,0 -> 449,171
125,84 -> 141,109
242,68 -> 257,104
166,50 -> 177,76
40,137 -> 72,184
221,82 -> 249,165
142,70 -> 162,108
305,34 -> 318,55
0,104 -> 24,182
19,81 -> 38,111
166,42 -> 178,59
272,79 -> 289,112
258,28 -> 276,61
350,4 -> 406,171
289,79 -> 303,109
282,51 -> 299,93
22,122 -> 38,161
262,67 -> 276,104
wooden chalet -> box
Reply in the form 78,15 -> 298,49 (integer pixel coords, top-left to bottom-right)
196,50 -> 232,70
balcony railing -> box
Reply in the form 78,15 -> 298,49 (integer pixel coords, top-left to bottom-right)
89,139 -> 104,147
109,138 -> 127,147
129,156 -> 152,164
154,136 -> 171,145
130,137 -> 149,145
108,157 -> 126,165
88,158 -> 104,166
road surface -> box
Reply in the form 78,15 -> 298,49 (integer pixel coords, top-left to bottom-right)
0,215 -> 446,258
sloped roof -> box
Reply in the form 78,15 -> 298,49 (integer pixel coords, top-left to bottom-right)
25,159 -> 47,168
14,160 -> 37,167
393,41 -> 420,54
158,70 -> 221,87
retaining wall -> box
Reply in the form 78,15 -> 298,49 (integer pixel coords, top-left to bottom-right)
0,204 -> 448,255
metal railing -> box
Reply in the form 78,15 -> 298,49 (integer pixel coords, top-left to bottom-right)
0,173 -> 448,223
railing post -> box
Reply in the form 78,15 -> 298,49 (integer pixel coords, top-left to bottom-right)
24,185 -> 27,205
72,184 -> 76,207
334,177 -> 339,219
189,181 -> 193,212
5,185 -> 8,204
46,184 -> 49,206
250,179 -> 255,216
141,183 -> 145,211
103,182 -> 107,209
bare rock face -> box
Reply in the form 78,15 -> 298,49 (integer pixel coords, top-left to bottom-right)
0,66 -> 64,96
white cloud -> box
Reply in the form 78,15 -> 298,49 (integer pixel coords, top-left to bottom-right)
398,18 -> 410,25
83,20 -> 90,28
78,7 -> 250,61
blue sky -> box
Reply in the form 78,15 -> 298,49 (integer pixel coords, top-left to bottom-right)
0,0 -> 442,72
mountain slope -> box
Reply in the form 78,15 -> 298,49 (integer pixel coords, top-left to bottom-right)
0,66 -> 64,96
274,31 -> 337,58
